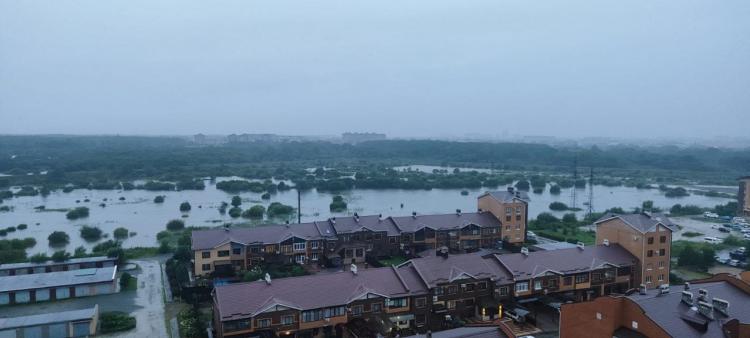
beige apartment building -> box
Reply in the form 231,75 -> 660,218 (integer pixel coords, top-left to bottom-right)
595,212 -> 676,289
477,188 -> 529,244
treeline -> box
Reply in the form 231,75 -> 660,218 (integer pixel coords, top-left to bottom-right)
1,136 -> 748,188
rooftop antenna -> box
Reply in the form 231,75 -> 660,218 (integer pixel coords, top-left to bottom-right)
587,167 -> 595,219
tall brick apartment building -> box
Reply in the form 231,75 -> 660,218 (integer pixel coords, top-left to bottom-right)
192,189 -> 529,277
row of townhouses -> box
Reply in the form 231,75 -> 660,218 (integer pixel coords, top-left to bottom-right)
192,189 -> 530,277
205,209 -> 678,338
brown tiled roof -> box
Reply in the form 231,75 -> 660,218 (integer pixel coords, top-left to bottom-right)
595,212 -> 677,233
214,266 -> 428,321
390,212 -> 501,233
495,244 -> 637,281
627,280 -> 750,338
328,215 -> 401,236
403,252 -> 514,288
191,222 -> 334,250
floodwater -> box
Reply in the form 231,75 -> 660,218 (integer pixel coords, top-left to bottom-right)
0,176 -> 735,255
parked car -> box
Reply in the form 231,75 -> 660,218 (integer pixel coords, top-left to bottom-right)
716,257 -> 730,264
729,259 -> 740,267
740,229 -> 750,234
719,227 -> 730,233
704,212 -> 719,218
722,223 -> 733,228
744,234 -> 750,240
704,237 -> 722,244
737,247 -> 747,254
527,231 -> 537,239
733,217 -> 747,224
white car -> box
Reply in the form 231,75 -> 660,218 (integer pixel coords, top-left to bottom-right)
729,259 -> 740,267
704,237 -> 721,244
704,212 -> 719,218
527,231 -> 537,239
740,229 -> 750,234
744,234 -> 750,240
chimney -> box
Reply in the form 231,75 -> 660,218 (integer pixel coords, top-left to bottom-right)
698,288 -> 708,302
507,186 -> 514,193
412,211 -> 417,219
712,298 -> 729,316
456,209 -> 462,216
576,241 -> 585,250
681,291 -> 694,305
603,239 -> 610,246
351,263 -> 358,275
697,301 -> 714,319
264,273 -> 272,285
684,282 -> 690,291
639,284 -> 647,295
520,247 -> 529,256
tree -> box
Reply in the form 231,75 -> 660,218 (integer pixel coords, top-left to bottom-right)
231,196 -> 242,207
30,252 -> 50,263
166,219 -> 185,231
179,202 -> 191,212
74,246 -> 87,258
153,195 -> 165,203
113,227 -> 129,239
514,180 -> 530,191
16,224 -> 28,230
120,272 -> 133,290
267,202 -> 294,217
535,212 -> 560,224
80,226 -> 103,241
66,207 -> 90,220
642,200 -> 654,211
329,195 -> 348,212
51,250 -> 71,262
549,185 -> 561,194
228,207 -> 242,218
242,205 -> 265,219
549,202 -> 569,211
218,201 -> 228,214
261,192 -> 271,200
562,213 -> 578,224
158,240 -> 172,254
48,231 -> 70,246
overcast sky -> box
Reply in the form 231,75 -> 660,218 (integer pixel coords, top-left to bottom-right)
1,0 -> 748,139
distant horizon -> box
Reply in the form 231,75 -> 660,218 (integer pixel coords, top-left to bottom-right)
2,0 -> 749,139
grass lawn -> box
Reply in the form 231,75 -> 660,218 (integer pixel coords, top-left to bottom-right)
534,229 -> 596,245
123,276 -> 138,291
378,256 -> 408,267
672,267 -> 711,281
681,231 -> 704,238
123,247 -> 161,259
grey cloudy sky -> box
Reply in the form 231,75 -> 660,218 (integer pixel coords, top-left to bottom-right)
1,0 -> 748,139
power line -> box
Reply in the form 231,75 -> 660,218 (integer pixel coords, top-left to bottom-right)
587,167 -> 595,218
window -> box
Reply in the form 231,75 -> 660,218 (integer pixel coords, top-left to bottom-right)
325,306 -> 346,318
505,225 -> 511,230
415,297 -> 426,308
311,253 -> 319,261
250,246 -> 261,254
447,286 -> 457,294
352,305 -> 363,315
218,250 -> 230,257
516,215 -> 522,221
202,264 -> 211,271
478,282 -> 487,290
224,320 -> 250,332
202,251 -> 211,259
498,287 -> 508,296
563,277 -> 572,286
374,233 -> 382,240
55,287 -> 70,299
596,312 -> 602,320
658,261 -> 665,268
310,241 -> 319,249
632,321 -> 638,329
659,249 -> 666,256
465,283 -> 475,292
660,236 -> 666,243
646,263 -> 652,271
447,300 -> 456,309
506,207 -> 513,215
416,314 -> 426,326
506,216 -> 512,222
647,237 -> 654,244
645,275 -> 652,283
293,242 -> 306,251
372,303 -> 382,313
534,280 -> 542,290
386,298 -> 407,308
516,207 -> 522,214
575,274 -> 588,284
434,287 -> 444,295
355,248 -> 364,257
647,250 -> 653,257
232,248 -> 241,255
658,274 -> 664,282
516,224 -> 521,230
257,319 -> 271,328
515,282 -> 529,293
15,290 -> 30,303
295,255 -> 305,264
389,237 -> 397,244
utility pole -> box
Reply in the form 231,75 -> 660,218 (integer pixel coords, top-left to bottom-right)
587,167 -> 595,218
297,189 -> 302,224
570,157 -> 578,210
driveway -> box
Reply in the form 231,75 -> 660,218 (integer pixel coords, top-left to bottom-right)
671,217 -> 731,242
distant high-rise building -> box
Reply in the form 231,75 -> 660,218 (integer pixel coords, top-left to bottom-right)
740,176 -> 750,217
341,132 -> 386,144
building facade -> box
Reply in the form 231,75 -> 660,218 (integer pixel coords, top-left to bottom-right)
192,190 -> 529,277
595,212 -> 675,289
0,256 -> 117,277
212,244 -> 636,338
560,273 -> 750,338
0,266 -> 117,306
740,176 -> 750,217
0,306 -> 99,338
